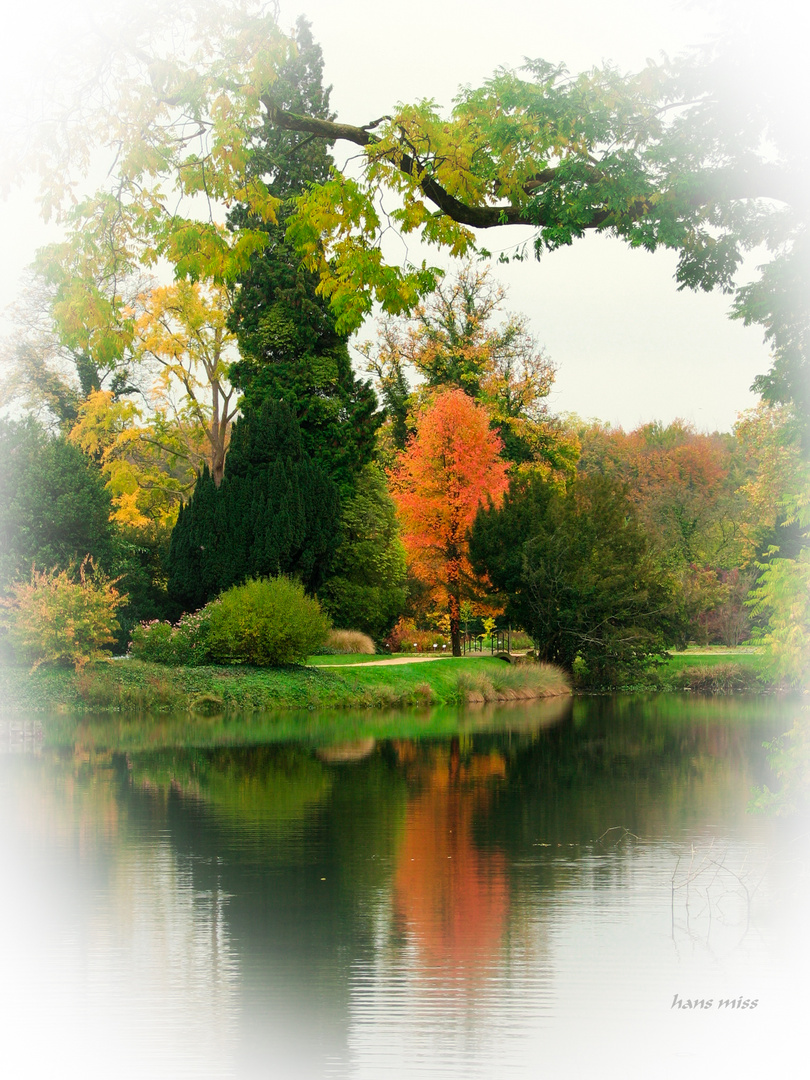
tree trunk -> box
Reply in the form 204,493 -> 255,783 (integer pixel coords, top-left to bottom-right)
449,588 -> 462,657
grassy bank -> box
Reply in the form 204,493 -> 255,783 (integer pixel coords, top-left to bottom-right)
0,655 -> 570,716
641,648 -> 773,694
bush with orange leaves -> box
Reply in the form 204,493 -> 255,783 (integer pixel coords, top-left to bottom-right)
1,557 -> 126,671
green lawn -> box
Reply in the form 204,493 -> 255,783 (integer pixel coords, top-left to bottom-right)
652,647 -> 770,692
0,654 -> 568,715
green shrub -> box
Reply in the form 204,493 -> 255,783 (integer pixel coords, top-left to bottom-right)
0,558 -> 126,672
128,604 -> 218,666
205,577 -> 330,666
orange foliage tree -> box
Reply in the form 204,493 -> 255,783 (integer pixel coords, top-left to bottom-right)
389,388 -> 509,655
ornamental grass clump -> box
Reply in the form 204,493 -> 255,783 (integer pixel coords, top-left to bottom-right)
322,629 -> 376,654
205,577 -> 330,666
0,557 -> 126,672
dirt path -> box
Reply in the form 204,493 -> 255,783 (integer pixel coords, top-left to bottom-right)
316,654 -> 473,668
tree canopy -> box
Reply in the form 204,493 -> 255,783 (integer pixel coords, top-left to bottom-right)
269,44 -> 808,434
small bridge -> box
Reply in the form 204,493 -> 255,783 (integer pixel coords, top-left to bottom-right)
491,628 -> 535,664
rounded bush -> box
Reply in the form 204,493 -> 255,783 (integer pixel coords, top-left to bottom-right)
205,577 -> 330,666
128,604 -> 218,666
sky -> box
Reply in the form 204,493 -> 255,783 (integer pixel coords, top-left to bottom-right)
0,0 -> 800,432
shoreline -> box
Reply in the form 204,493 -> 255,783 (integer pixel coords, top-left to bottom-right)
0,656 -> 571,716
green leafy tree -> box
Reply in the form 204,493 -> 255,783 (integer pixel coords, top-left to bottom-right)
318,464 -> 408,640
167,400 -> 340,610
270,37 -> 808,438
470,472 -> 679,685
205,576 -> 330,666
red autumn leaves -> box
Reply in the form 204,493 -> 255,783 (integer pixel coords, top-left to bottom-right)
388,389 -> 509,652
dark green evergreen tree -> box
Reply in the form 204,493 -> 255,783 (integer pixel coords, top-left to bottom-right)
167,401 -> 340,610
0,418 -> 116,587
470,472 -> 681,686
228,17 -> 379,498
317,464 -> 408,639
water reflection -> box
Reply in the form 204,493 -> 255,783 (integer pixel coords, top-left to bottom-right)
392,739 -> 510,977
0,696 -> 806,1078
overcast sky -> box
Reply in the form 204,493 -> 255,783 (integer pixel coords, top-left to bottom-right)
0,0 -> 799,432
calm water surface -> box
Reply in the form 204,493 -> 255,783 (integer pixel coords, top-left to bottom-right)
1,695 -> 806,1079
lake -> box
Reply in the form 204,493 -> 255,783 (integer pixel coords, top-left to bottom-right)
0,694 -> 806,1079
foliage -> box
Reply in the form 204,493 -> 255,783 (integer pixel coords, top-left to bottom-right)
749,712 -> 810,817
128,603 -> 219,667
735,402 -> 810,687
274,35 -> 809,438
226,17 -> 379,499
735,402 -> 809,559
320,630 -> 376,656
228,238 -> 380,497
0,418 -> 116,588
19,2 -> 289,336
748,549 -> 810,688
167,400 -> 340,610
385,618 -> 450,654
470,471 -> 679,686
133,280 -> 240,487
67,389 -> 194,530
204,577 -> 330,666
131,576 -> 331,668
362,264 -> 575,475
0,558 -> 126,671
575,418 -> 748,570
12,7 -> 808,442
317,464 -> 408,640
389,389 -> 510,655
573,417 -> 758,646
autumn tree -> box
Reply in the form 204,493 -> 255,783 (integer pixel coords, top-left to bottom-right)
389,389 -> 509,655
575,419 -> 747,566
3,3 -> 295,540
572,417 -> 758,644
3,3 -> 290,492
135,281 -> 239,488
363,263 -> 575,475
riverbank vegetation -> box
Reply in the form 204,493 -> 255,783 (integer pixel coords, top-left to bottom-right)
0,656 -> 570,716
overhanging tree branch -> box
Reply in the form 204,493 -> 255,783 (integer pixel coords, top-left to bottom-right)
260,101 -> 806,237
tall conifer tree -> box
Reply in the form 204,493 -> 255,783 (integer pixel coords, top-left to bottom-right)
167,401 -> 339,610
228,18 -> 378,499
